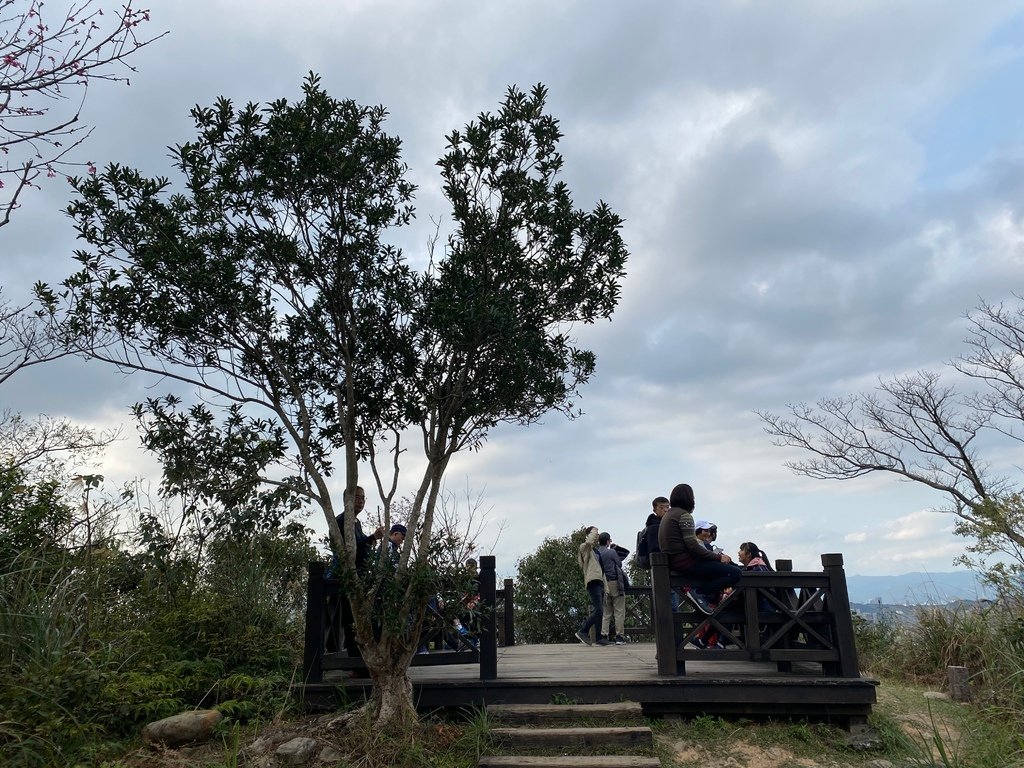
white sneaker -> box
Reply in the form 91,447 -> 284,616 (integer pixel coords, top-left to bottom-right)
614,636 -> 626,645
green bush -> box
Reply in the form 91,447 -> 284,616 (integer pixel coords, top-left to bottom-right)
0,515 -> 315,766
853,610 -> 904,675
514,528 -> 592,644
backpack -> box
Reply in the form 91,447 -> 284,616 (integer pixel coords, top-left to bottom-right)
635,527 -> 650,569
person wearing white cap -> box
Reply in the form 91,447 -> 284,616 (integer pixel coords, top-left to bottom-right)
694,521 -> 723,555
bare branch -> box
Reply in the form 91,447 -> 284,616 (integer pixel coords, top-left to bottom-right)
0,0 -> 167,227
0,409 -> 118,474
757,371 -> 997,512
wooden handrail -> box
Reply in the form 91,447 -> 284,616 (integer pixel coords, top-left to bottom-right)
649,551 -> 861,677
302,557 -> 511,684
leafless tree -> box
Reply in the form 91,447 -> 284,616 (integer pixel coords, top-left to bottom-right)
0,289 -> 69,383
759,296 -> 1024,582
0,408 -> 117,474
431,483 -> 506,568
1,0 -> 165,228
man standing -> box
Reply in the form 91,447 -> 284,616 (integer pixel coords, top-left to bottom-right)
598,532 -> 627,644
575,526 -> 609,646
636,496 -> 669,568
387,523 -> 406,557
335,486 -> 384,662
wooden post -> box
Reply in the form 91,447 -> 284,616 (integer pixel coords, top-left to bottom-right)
502,578 -> 515,647
743,575 -> 760,657
302,560 -> 326,684
821,553 -> 860,678
650,552 -> 679,676
480,555 -> 498,680
774,559 -> 793,672
948,666 -> 971,701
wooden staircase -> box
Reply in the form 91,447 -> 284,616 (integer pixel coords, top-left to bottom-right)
479,702 -> 660,768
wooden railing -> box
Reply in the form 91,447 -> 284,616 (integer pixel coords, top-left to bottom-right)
302,555 -> 514,684
623,584 -> 655,640
649,551 -> 861,677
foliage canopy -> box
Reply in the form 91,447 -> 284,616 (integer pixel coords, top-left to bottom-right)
47,74 -> 628,727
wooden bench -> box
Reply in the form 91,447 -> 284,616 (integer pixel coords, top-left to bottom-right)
649,551 -> 861,677
302,554 -> 514,683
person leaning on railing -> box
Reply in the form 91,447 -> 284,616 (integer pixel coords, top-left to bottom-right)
657,483 -> 741,615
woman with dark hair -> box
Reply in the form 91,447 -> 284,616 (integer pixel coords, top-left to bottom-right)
657,483 -> 741,614
738,542 -> 772,572
737,541 -> 777,639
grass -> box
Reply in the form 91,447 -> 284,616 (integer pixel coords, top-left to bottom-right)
852,595 -> 1024,767
75,675 -> 1024,768
868,682 -> 1024,768
648,680 -> 1024,767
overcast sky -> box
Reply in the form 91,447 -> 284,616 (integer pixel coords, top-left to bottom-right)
5,0 -> 1024,580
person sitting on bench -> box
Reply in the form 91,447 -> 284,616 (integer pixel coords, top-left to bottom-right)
658,483 -> 741,615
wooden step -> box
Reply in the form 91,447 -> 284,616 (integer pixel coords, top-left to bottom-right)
489,726 -> 653,750
487,701 -> 644,724
479,757 -> 660,768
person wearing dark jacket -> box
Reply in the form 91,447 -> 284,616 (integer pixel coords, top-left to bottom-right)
636,495 -> 669,568
333,486 -> 384,664
658,483 -> 741,614
597,532 -> 627,644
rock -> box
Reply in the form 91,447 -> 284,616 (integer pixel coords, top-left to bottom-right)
924,690 -> 950,700
316,744 -> 346,764
141,710 -> 222,747
846,727 -> 884,751
240,734 -> 277,760
276,736 -> 319,765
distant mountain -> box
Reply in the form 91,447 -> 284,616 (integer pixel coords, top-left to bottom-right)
845,571 -> 993,605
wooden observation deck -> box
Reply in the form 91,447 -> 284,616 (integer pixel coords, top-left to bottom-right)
300,553 -> 877,729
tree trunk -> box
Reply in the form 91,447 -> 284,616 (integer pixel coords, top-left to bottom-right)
367,664 -> 416,730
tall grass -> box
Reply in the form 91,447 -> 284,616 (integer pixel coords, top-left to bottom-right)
0,520 -> 315,767
0,550 -> 120,767
854,596 -> 1024,765
856,600 -> 1024,703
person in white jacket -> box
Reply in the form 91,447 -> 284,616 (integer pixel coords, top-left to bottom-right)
575,527 -> 610,645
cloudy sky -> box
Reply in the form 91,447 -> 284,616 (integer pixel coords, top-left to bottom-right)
5,0 -> 1024,580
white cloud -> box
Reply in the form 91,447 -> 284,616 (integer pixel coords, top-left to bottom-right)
4,0 -> 1022,577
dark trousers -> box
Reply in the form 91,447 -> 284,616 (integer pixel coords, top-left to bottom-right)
340,594 -> 361,658
579,579 -> 605,638
671,556 -> 742,597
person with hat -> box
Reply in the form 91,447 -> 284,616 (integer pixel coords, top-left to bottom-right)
691,519 -> 728,648
694,520 -> 722,554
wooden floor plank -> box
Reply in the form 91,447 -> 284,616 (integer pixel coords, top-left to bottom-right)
479,757 -> 660,768
490,726 -> 653,749
487,701 -> 644,724
301,642 -> 877,728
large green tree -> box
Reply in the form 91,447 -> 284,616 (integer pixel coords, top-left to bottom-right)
49,76 -> 627,728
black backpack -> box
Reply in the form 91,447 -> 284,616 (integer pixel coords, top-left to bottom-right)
635,527 -> 650,569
